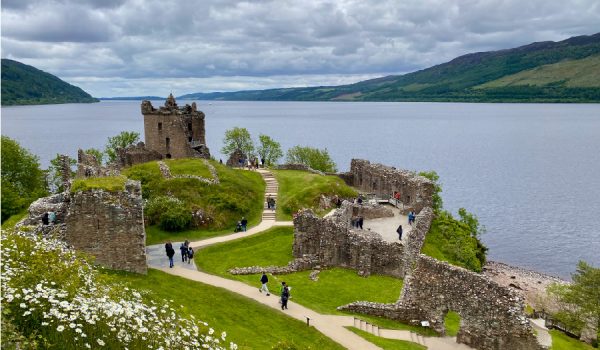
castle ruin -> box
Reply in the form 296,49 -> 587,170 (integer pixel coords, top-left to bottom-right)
141,94 -> 210,159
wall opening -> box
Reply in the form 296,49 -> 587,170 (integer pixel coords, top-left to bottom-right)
188,122 -> 192,131
166,153 -> 172,159
444,310 -> 461,337
165,137 -> 170,148
158,122 -> 162,131
188,136 -> 192,142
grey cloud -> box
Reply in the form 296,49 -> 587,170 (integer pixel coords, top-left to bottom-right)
2,0 -> 599,96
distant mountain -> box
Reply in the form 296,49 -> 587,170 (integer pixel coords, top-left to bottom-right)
1,59 -> 98,106
179,33 -> 600,103
99,96 -> 162,101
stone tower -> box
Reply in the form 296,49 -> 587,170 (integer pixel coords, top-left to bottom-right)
140,94 -> 210,159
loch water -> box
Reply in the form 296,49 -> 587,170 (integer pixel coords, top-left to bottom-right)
2,100 -> 599,279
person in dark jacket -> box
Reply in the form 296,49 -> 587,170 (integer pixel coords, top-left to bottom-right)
259,272 -> 270,295
42,212 -> 49,225
280,282 -> 290,310
165,241 -> 175,268
397,224 -> 403,240
358,216 -> 364,229
180,242 -> 188,262
187,246 -> 194,264
241,217 -> 248,232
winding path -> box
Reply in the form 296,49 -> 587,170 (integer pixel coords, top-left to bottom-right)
146,169 -> 473,350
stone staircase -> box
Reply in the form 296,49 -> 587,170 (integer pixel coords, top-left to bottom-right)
261,170 -> 278,221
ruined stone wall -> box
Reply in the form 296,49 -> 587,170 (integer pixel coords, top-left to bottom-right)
341,255 -> 544,350
342,159 -> 434,213
76,149 -> 120,177
64,180 -> 147,274
292,206 -> 407,278
277,163 -> 325,175
142,96 -> 210,160
116,142 -> 162,168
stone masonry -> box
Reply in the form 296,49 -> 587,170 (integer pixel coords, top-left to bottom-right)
141,94 -> 210,159
341,255 -> 544,350
340,159 -> 434,213
116,142 -> 162,168
63,180 -> 147,274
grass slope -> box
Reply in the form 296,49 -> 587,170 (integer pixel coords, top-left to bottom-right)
1,59 -> 98,106
550,330 -> 596,350
196,226 -> 404,315
111,269 -> 345,350
122,160 -> 264,244
272,170 -> 357,220
347,328 -> 426,350
477,55 -> 600,89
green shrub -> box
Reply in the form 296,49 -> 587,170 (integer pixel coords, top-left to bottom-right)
160,203 -> 192,231
285,146 -> 337,172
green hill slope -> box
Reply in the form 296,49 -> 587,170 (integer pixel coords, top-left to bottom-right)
180,32 -> 600,102
476,54 -> 600,89
1,59 -> 98,106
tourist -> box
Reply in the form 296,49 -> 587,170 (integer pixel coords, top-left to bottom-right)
187,246 -> 194,264
219,159 -> 223,164
165,241 -> 175,268
259,272 -> 270,296
261,158 -> 265,167
270,198 -> 276,210
41,212 -> 49,225
357,196 -> 363,205
408,211 -> 415,225
235,221 -> 243,232
241,217 -> 248,232
358,216 -> 364,229
397,224 -> 403,240
267,195 -> 273,209
180,242 -> 188,262
280,282 -> 290,310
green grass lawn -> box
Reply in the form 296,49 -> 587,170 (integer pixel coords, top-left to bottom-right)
110,269 -> 345,350
70,175 -> 127,193
272,170 -> 357,220
196,226 -> 403,315
123,160 -> 264,245
550,330 -> 597,350
347,327 -> 427,350
165,158 -> 213,178
444,311 -> 460,337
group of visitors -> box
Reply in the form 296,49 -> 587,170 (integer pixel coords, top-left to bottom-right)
238,158 -> 261,170
164,240 -> 194,268
258,273 -> 291,310
266,196 -> 276,210
351,216 -> 364,229
235,217 -> 248,232
41,211 -> 57,225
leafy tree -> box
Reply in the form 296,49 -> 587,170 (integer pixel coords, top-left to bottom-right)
418,170 -> 443,212
105,131 -> 140,163
549,261 -> 600,339
285,146 -> 337,172
47,154 -> 77,194
84,148 -> 104,164
221,127 -> 254,160
256,134 -> 283,166
1,136 -> 47,222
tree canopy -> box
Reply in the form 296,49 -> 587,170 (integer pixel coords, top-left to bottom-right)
105,131 -> 140,163
221,127 -> 254,160
1,136 -> 47,221
285,146 -> 337,173
256,134 -> 283,166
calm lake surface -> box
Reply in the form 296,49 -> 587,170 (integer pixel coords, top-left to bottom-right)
2,100 -> 599,278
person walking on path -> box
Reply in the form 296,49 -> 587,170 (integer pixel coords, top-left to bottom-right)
187,246 -> 194,264
241,217 -> 248,232
397,224 -> 403,240
267,195 -> 273,209
280,282 -> 290,310
357,216 -> 364,229
408,211 -> 415,225
165,241 -> 175,268
180,242 -> 188,262
259,272 -> 270,296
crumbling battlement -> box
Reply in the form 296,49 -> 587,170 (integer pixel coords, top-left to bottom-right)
141,94 -> 210,160
340,254 -> 544,350
76,149 -> 119,178
116,142 -> 162,168
292,203 -> 433,278
340,159 -> 434,213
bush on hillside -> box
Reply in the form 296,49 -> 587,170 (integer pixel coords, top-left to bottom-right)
0,229 -> 234,350
145,196 -> 192,231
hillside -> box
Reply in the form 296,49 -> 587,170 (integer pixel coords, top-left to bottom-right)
179,33 -> 600,103
1,59 -> 98,106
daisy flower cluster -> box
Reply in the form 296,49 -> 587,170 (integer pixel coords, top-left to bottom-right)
1,229 -> 237,350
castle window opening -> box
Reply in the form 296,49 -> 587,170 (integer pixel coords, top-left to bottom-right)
158,122 -> 162,131
166,137 -> 170,148
166,153 -> 172,159
188,136 -> 192,142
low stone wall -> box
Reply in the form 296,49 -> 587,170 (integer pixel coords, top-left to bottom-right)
63,180 -> 147,274
292,206 -> 407,278
277,163 -> 325,175
339,159 -> 434,213
341,255 -> 544,350
350,203 -> 394,220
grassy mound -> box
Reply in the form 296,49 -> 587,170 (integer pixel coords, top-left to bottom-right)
550,330 -> 596,350
114,269 -> 345,350
272,170 -> 357,220
123,160 -> 264,244
347,328 -> 426,350
70,175 -> 127,193
196,226 -> 403,315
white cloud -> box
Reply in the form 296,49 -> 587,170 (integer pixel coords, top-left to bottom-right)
2,0 -> 599,97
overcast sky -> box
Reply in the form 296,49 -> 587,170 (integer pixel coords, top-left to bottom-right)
2,0 -> 599,97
